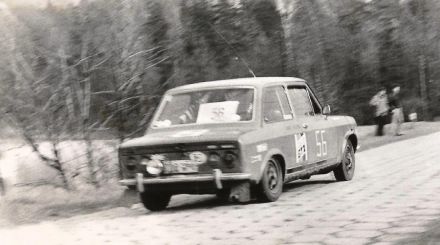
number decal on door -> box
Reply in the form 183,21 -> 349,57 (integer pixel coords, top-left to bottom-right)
315,130 -> 327,157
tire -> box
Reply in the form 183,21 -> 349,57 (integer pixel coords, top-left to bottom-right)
140,192 -> 172,211
216,188 -> 231,202
334,140 -> 355,181
257,157 -> 283,202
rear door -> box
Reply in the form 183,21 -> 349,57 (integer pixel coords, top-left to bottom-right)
262,86 -> 299,170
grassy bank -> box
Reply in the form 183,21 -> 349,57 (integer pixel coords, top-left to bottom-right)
0,184 -> 139,227
357,121 -> 440,152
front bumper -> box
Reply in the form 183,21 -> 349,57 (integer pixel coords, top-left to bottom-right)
119,169 -> 251,192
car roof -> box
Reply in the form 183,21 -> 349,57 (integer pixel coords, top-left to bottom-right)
167,77 -> 306,93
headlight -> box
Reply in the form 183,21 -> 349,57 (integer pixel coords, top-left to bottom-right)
222,151 -> 237,169
141,158 -> 164,176
223,151 -> 237,167
189,151 -> 207,164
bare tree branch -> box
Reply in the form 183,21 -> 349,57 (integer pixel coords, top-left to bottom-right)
122,46 -> 165,62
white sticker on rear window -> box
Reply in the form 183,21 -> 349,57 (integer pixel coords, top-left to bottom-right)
196,101 -> 240,123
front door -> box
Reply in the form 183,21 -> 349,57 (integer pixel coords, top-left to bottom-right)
305,85 -> 339,163
287,85 -> 326,165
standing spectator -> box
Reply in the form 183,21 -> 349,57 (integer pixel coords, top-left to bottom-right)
389,86 -> 404,136
0,172 -> 4,196
369,88 -> 389,136
0,151 -> 4,195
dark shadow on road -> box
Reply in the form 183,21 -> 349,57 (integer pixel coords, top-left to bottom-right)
159,195 -> 231,212
283,179 -> 336,191
397,218 -> 440,245
149,179 -> 336,213
115,189 -> 140,207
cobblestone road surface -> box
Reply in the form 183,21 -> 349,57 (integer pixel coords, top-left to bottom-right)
1,132 -> 440,245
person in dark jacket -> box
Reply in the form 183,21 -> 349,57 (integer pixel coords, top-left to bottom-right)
178,92 -> 210,124
369,88 -> 389,136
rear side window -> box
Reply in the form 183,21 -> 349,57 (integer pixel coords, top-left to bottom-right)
287,86 -> 314,117
263,86 -> 292,123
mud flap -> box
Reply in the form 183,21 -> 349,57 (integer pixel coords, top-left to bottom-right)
136,173 -> 144,193
213,169 -> 223,189
229,182 -> 251,203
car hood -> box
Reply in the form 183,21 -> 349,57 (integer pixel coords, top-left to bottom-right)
119,126 -> 255,149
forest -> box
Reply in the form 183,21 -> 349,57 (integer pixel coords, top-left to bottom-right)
1,0 -> 439,140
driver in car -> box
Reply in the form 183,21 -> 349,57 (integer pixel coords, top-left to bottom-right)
178,92 -> 210,124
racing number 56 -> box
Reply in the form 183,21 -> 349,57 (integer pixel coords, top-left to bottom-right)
315,130 -> 327,157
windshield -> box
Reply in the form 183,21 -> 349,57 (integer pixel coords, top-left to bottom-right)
152,88 -> 254,128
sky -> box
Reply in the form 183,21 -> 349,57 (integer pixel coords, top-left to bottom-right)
1,0 -> 80,8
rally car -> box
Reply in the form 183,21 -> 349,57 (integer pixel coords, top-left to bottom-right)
118,77 -> 358,211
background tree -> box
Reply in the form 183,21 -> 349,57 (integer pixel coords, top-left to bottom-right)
1,0 -> 440,165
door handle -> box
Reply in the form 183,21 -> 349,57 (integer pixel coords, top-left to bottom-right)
302,123 -> 308,129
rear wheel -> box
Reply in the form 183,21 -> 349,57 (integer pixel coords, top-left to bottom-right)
257,157 -> 283,202
334,140 -> 355,181
140,192 -> 172,211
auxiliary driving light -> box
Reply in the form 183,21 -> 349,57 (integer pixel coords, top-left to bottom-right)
141,158 -> 164,176
208,152 -> 221,165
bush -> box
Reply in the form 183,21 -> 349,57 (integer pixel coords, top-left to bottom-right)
0,184 -> 137,225
401,97 -> 426,121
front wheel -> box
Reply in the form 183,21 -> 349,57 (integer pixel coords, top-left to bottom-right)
140,192 -> 172,211
257,157 -> 283,202
334,140 -> 355,181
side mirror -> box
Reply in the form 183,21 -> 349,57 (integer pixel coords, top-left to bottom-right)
323,105 -> 331,116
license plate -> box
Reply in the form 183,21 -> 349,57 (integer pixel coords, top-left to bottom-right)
163,160 -> 199,174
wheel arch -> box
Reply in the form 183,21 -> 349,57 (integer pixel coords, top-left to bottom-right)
338,131 -> 358,163
272,154 -> 286,181
347,134 -> 358,153
257,149 -> 286,183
